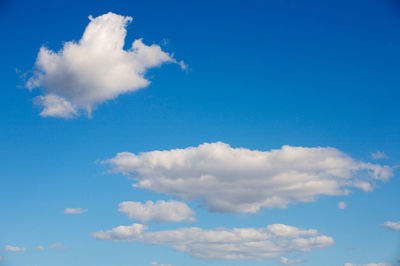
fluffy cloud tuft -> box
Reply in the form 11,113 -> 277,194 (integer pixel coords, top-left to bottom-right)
382,221 -> 400,231
106,142 -> 393,213
338,201 -> 347,210
27,12 -> 184,118
371,151 -> 389,160
64,207 -> 88,214
119,200 -> 195,223
5,245 -> 26,252
93,223 -> 333,260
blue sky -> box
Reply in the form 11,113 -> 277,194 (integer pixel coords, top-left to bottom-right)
1,0 -> 400,265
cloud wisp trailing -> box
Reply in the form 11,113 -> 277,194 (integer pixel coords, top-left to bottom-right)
64,207 -> 88,214
92,223 -> 334,260
105,142 -> 393,213
150,262 -> 173,266
344,263 -> 394,266
382,221 -> 400,231
49,243 -> 67,250
279,256 -> 304,264
119,200 -> 195,223
371,151 -> 389,160
5,245 -> 26,252
27,12 -> 185,118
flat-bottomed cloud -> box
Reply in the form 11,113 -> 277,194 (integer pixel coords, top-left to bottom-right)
93,223 -> 334,260
106,142 -> 393,213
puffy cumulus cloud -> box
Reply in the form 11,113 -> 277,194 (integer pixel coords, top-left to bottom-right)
92,223 -> 334,260
64,207 -> 88,214
371,151 -> 389,160
344,263 -> 394,266
119,200 -> 195,223
338,201 -> 347,210
382,221 -> 400,231
106,142 -> 393,213
5,245 -> 26,252
279,256 -> 304,264
35,245 -> 44,251
27,12 -> 185,118
50,243 -> 67,250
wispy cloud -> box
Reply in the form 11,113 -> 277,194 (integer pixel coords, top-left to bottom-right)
5,245 -> 26,252
64,207 -> 88,214
371,151 -> 389,160
279,256 -> 304,264
344,263 -> 394,266
50,243 -> 67,250
119,200 -> 195,223
382,221 -> 400,231
150,262 -> 173,266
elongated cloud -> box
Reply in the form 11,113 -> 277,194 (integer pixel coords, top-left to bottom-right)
5,245 -> 26,252
27,12 -> 184,118
50,243 -> 67,250
344,263 -> 394,266
92,223 -> 334,260
279,257 -> 304,264
119,200 -> 195,223
64,207 -> 88,214
382,221 -> 400,231
106,142 -> 393,213
150,262 -> 173,266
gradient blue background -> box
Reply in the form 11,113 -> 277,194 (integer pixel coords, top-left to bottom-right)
0,0 -> 399,265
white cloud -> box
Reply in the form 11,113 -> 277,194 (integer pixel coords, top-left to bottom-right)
382,221 -> 400,231
344,263 -> 394,266
150,262 -> 173,266
338,201 -> 347,210
27,12 -> 184,118
64,207 -> 88,214
279,256 -> 304,264
106,142 -> 393,213
92,223 -> 334,260
35,245 -> 44,251
119,200 -> 195,223
5,245 -> 26,252
35,94 -> 78,118
371,151 -> 389,160
0,256 -> 6,261
50,243 -> 67,250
